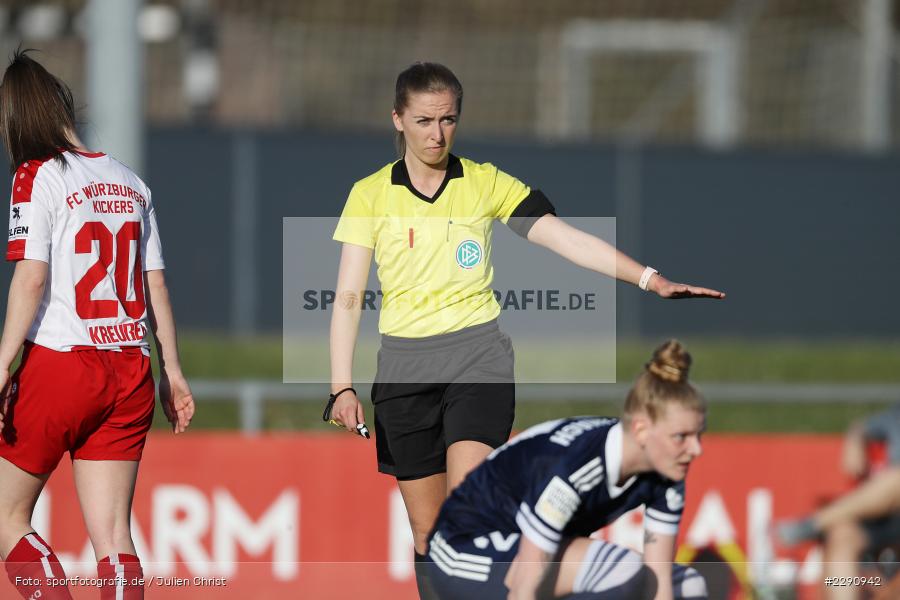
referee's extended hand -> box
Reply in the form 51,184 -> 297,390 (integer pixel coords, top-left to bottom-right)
332,389 -> 366,435
651,274 -> 726,300
159,368 -> 195,434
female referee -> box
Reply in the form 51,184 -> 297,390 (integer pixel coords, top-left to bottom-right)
427,340 -> 708,600
0,51 -> 193,600
329,62 -> 723,599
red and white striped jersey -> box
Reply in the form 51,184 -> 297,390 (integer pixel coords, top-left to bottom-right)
6,150 -> 165,352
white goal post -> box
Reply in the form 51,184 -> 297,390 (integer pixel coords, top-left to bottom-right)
538,18 -> 742,148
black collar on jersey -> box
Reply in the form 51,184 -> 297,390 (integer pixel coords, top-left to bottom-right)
391,154 -> 464,204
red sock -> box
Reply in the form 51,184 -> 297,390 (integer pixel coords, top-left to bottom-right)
4,532 -> 73,599
97,553 -> 144,600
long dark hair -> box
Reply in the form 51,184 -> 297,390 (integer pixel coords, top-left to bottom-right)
0,49 -> 77,173
393,62 -> 463,158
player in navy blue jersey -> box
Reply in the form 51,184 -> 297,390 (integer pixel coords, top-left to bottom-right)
426,340 -> 708,600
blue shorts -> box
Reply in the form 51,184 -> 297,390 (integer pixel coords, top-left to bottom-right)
427,528 -> 708,600
426,530 -> 517,600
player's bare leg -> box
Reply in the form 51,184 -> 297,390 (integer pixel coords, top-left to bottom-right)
815,467 -> 900,530
446,440 -> 492,491
74,459 -> 145,599
556,538 -> 597,595
503,537 -> 657,599
73,459 -> 140,557
0,457 -> 48,558
822,521 -> 867,600
399,473 -> 445,600
0,457 -> 73,599
398,473 -> 446,554
552,538 -> 653,599
532,537 -> 703,599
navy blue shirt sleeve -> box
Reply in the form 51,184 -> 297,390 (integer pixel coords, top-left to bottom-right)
516,446 -> 605,553
643,480 -> 686,536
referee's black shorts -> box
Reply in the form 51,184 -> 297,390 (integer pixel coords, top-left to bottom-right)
371,319 -> 515,480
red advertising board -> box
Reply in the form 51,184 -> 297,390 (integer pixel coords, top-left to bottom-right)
0,433 -> 861,599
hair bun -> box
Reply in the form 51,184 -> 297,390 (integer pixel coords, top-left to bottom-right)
646,339 -> 691,383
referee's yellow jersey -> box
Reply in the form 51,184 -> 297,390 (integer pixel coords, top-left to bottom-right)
334,154 -> 555,337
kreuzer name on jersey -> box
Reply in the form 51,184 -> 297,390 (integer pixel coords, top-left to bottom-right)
88,321 -> 147,345
66,181 -> 148,212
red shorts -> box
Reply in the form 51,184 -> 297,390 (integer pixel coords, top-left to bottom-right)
0,342 -> 155,474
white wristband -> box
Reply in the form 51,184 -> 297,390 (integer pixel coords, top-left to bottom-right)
638,266 -> 658,291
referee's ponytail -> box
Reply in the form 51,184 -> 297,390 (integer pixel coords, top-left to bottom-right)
623,340 -> 705,424
393,62 -> 463,158
0,49 -> 77,173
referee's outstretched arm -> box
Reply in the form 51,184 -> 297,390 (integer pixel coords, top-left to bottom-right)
526,214 -> 725,300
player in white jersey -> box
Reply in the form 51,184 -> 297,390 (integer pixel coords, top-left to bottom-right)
0,51 -> 194,600
8,143 -> 163,351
